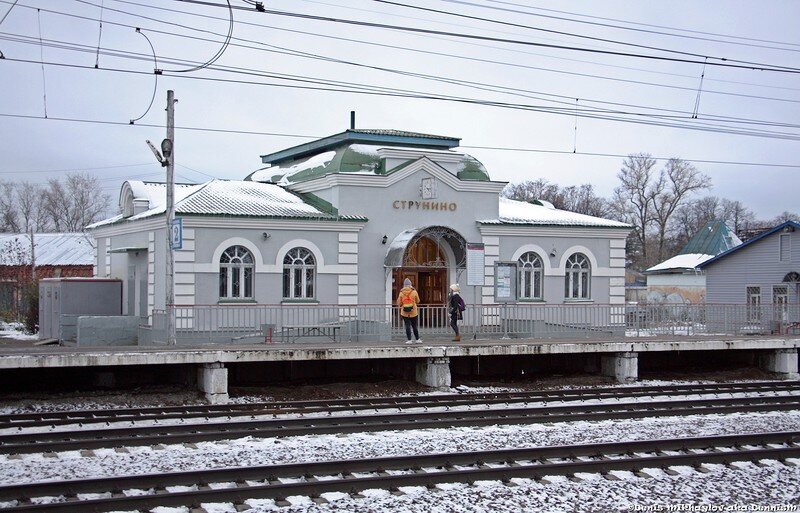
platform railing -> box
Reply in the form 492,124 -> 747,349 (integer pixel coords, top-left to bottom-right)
146,303 -> 800,345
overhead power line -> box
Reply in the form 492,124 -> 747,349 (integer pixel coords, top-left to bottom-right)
1,112 -> 798,171
439,0 -> 800,53
170,0 -> 800,74
480,0 -> 800,49
25,0 -> 800,104
6,30 -> 798,133
5,54 -> 800,141
373,0 -> 800,65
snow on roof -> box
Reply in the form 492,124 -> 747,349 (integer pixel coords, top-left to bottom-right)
483,197 -> 631,228
0,233 -> 94,266
125,180 -> 204,212
176,180 -> 331,217
248,151 -> 337,183
90,180 -> 355,229
646,253 -> 715,273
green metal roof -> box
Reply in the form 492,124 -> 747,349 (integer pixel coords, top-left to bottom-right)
260,129 -> 460,165
679,219 -> 741,256
247,136 -> 491,184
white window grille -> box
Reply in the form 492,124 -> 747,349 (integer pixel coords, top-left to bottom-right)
219,245 -> 254,300
518,252 -> 543,300
746,286 -> 761,323
283,247 -> 316,299
565,253 -> 591,300
773,285 -> 788,322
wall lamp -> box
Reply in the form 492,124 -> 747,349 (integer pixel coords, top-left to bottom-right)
262,232 -> 271,240
381,235 -> 388,245
549,247 -> 557,258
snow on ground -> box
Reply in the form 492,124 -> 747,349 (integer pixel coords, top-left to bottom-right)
0,322 -> 37,341
2,382 -> 799,511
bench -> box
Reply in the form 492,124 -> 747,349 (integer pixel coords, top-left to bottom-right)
279,323 -> 342,343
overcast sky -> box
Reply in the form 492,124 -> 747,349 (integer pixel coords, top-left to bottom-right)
0,0 -> 798,220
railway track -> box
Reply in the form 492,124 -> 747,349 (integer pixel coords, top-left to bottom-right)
1,380 -> 797,430
1,431 -> 798,512
2,394 -> 800,454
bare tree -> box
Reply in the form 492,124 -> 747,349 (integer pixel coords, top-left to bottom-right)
611,154 -> 657,266
719,199 -> 755,234
0,182 -> 19,232
503,179 -> 561,204
16,182 -> 49,233
503,179 -> 608,216
650,158 -> 711,262
41,172 -> 110,232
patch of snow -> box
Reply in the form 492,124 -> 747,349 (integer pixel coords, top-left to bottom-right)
646,253 -> 715,272
0,322 -> 37,340
320,491 -> 349,502
488,197 -> 630,228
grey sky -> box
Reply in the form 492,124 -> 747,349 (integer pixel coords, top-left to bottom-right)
0,0 -> 798,220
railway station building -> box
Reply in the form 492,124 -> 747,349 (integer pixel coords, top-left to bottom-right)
87,129 -> 631,338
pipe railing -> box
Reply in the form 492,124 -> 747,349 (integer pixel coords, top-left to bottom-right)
146,303 -> 800,345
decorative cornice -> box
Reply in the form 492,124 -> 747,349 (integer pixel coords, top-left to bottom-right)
287,157 -> 507,194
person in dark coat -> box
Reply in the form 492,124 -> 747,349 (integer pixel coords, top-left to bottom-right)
448,283 -> 465,341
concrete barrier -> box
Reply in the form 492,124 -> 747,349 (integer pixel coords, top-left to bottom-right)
77,316 -> 141,346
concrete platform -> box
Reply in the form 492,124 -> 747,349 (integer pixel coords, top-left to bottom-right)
0,335 -> 797,369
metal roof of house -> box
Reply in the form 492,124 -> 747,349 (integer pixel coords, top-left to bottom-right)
478,197 -> 631,229
88,180 -> 366,229
260,129 -> 461,165
248,144 -> 490,184
646,219 -> 742,274
697,220 -> 800,269
0,233 -> 94,266
680,219 -> 741,256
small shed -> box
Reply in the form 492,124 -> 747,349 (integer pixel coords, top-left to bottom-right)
645,220 -> 741,304
0,233 -> 94,315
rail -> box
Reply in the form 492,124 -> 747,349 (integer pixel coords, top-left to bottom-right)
145,302 -> 800,345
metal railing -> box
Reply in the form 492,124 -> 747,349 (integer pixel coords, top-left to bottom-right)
145,303 -> 800,345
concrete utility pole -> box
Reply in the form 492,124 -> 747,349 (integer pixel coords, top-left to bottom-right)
165,90 -> 176,346
29,228 -> 35,282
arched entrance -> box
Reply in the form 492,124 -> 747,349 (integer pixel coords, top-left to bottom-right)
387,227 -> 466,325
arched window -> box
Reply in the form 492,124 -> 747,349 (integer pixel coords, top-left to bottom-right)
518,252 -> 543,300
283,247 -> 316,299
564,253 -> 590,300
219,246 -> 254,300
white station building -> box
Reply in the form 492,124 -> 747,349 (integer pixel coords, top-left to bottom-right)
88,129 -> 631,325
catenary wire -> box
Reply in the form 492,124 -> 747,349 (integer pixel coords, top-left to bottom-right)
481,0 -> 800,49
22,0 -> 800,105
170,0 -> 800,74
438,0 -> 800,52
373,0 -> 800,64
6,30 -> 798,132
101,0 -> 800,94
5,54 -> 800,140
1,112 -> 798,170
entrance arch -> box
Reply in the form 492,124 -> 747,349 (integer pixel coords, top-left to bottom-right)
385,226 -> 467,308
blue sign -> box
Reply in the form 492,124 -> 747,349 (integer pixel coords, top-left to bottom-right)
170,218 -> 183,250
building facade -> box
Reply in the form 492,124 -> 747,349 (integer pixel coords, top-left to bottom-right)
645,220 -> 742,304
88,130 -> 630,331
698,221 -> 800,308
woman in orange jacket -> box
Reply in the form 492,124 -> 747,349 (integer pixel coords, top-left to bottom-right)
397,278 -> 421,344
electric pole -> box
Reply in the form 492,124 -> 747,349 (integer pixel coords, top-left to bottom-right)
165,90 -> 176,345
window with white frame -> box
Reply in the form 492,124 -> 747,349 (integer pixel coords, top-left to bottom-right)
283,247 -> 316,299
518,251 -> 543,300
564,253 -> 591,300
746,286 -> 761,323
219,245 -> 254,300
779,234 -> 791,262
773,285 -> 788,321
